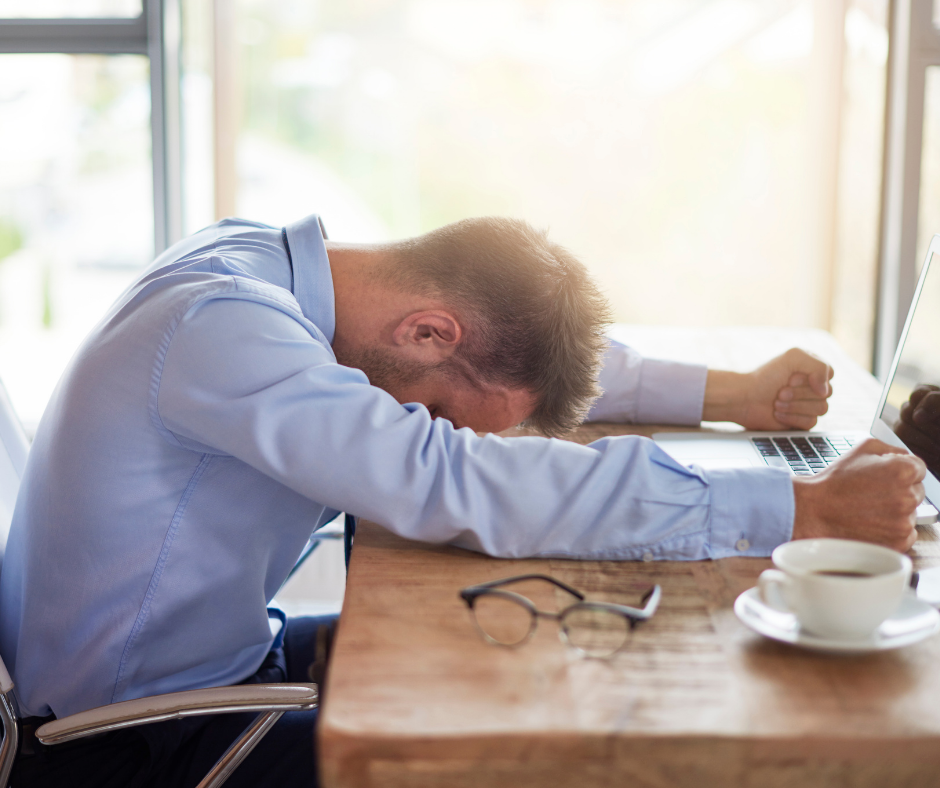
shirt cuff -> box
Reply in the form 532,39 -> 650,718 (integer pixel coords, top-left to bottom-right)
702,466 -> 795,558
635,358 -> 707,426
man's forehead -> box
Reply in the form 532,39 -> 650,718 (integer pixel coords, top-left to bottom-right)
450,382 -> 536,433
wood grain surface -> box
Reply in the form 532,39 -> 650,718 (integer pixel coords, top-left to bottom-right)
319,327 -> 940,788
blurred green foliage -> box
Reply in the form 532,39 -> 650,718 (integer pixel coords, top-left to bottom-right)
0,218 -> 22,262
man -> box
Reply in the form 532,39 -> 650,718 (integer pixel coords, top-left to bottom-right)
2,215 -> 924,786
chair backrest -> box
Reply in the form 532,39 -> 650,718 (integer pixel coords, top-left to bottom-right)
0,379 -> 28,564
0,379 -> 26,788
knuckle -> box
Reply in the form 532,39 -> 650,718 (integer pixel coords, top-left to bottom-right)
889,518 -> 916,542
901,526 -> 918,551
897,456 -> 924,482
898,492 -> 918,515
890,497 -> 907,517
894,465 -> 915,486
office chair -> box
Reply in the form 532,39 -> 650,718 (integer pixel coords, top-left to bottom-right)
0,381 -> 318,788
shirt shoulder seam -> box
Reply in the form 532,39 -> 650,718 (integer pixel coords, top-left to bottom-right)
147,277 -> 317,448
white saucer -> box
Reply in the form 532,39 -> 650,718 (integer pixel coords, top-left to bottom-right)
734,587 -> 940,653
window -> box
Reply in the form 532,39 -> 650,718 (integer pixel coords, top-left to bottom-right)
0,0 -> 180,429
218,0 -> 850,336
830,0 -> 889,369
0,54 -> 153,426
875,0 -> 940,377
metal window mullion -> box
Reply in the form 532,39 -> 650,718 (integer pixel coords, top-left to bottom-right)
875,0 -> 940,378
0,17 -> 147,54
148,0 -> 183,256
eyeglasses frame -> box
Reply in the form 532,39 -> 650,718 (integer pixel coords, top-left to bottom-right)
459,573 -> 662,656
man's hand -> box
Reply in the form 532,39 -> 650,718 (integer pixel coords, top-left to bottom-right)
703,348 -> 833,430
792,438 -> 925,552
895,384 -> 940,477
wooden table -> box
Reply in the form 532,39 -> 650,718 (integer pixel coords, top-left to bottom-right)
319,327 -> 940,788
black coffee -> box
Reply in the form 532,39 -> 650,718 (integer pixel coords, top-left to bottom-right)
812,570 -> 876,578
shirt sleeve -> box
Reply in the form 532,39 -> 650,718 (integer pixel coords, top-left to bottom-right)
156,297 -> 794,560
587,339 -> 707,425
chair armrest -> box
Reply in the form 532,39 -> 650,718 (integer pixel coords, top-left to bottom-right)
36,683 -> 318,745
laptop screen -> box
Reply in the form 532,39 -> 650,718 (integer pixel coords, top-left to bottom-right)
878,251 -> 940,480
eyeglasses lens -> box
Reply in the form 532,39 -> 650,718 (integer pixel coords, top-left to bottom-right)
561,606 -> 632,657
472,593 -> 534,646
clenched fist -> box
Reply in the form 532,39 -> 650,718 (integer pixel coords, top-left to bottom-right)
791,438 -> 926,552
703,348 -> 833,430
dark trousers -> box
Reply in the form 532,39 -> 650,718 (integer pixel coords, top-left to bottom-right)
11,614 -> 337,788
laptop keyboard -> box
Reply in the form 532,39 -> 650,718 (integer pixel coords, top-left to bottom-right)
751,436 -> 859,476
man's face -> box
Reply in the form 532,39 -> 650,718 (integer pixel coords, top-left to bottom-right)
342,346 -> 536,433
392,372 -> 536,434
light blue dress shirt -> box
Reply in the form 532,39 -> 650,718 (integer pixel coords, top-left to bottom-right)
0,216 -> 794,719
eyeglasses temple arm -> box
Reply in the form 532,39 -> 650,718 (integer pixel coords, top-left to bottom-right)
597,584 -> 662,620
641,584 -> 662,616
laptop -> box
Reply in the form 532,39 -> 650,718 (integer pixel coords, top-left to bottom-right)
654,234 -> 940,527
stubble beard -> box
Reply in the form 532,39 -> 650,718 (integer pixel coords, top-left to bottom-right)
334,345 -> 442,397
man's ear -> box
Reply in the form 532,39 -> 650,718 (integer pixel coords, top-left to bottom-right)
391,310 -> 462,362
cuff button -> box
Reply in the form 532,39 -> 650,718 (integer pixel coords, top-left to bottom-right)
735,538 -> 750,552
642,551 -> 654,562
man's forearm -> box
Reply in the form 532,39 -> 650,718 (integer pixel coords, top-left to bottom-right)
702,370 -> 749,424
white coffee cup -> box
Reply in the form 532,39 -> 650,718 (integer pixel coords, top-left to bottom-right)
758,538 -> 912,640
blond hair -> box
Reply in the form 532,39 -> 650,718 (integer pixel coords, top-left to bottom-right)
388,217 -> 611,436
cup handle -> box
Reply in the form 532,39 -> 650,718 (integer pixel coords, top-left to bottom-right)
758,569 -> 790,612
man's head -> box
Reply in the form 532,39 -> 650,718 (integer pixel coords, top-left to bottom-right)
329,217 -> 611,436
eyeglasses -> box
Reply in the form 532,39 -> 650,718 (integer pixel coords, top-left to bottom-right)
459,574 -> 661,658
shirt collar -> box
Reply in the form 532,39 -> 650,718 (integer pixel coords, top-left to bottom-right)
284,214 -> 335,344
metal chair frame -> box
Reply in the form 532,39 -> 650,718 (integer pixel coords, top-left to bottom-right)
0,672 -> 317,788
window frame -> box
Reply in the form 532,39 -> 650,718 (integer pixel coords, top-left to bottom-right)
876,0 -> 940,377
0,0 -> 183,255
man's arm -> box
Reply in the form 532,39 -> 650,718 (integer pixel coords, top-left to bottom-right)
589,341 -> 833,430
156,297 -> 795,560
587,340 -> 707,425
157,299 -> 919,557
